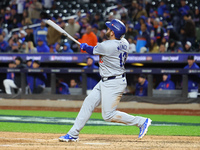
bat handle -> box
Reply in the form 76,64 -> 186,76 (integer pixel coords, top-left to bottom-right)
64,33 -> 81,45
72,39 -> 81,46
75,40 -> 81,46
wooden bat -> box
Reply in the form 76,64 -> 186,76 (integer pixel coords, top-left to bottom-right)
46,19 -> 81,45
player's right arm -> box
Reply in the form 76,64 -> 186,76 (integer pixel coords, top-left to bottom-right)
93,42 -> 107,55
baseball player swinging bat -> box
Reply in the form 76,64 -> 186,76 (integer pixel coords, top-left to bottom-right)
46,19 -> 81,45
58,19 -> 152,142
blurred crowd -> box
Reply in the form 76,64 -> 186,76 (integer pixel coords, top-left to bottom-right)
0,0 -> 200,54
1,0 -> 200,97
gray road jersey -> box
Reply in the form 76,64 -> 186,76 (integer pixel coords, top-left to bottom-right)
93,38 -> 129,77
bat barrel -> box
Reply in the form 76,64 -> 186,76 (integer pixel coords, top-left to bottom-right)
46,19 -> 81,45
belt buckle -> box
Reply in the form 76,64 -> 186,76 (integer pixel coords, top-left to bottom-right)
102,77 -> 108,82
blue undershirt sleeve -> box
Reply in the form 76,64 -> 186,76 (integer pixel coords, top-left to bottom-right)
85,45 -> 94,55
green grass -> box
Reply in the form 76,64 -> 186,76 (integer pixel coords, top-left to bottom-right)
0,109 -> 80,118
0,122 -> 199,136
0,109 -> 200,136
0,109 -> 199,123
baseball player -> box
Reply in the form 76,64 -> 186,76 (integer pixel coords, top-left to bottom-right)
59,19 -> 152,142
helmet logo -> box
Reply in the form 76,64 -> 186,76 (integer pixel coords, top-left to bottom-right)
111,23 -> 120,30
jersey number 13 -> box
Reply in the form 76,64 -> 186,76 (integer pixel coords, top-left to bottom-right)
119,52 -> 127,67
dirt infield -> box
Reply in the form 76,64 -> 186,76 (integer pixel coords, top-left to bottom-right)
0,132 -> 199,150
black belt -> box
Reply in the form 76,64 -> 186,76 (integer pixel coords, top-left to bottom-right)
101,74 -> 125,82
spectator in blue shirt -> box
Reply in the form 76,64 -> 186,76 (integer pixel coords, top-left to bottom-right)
134,16 -> 152,32
4,56 -> 27,94
18,30 -> 27,43
184,55 -> 200,98
56,79 -> 70,95
179,0 -> 190,15
49,44 -> 58,53
34,21 -> 48,45
80,56 -> 100,90
7,61 -> 16,80
28,60 -> 47,94
157,1 -> 167,17
70,79 -> 79,88
26,59 -> 33,68
136,23 -> 150,53
0,34 -> 8,52
3,7 -> 11,24
135,74 -> 148,96
36,38 -> 50,53
26,59 -> 33,90
167,39 -> 183,53
62,42 -> 73,53
156,74 -> 175,90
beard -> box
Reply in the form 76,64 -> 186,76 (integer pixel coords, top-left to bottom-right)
106,30 -> 111,39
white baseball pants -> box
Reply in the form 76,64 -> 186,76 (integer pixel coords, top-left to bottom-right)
68,77 -> 146,138
3,79 -> 18,94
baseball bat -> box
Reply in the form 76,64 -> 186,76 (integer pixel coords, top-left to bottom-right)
46,19 -> 81,45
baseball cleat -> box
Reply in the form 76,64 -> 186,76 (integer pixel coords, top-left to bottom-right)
138,118 -> 152,139
59,134 -> 79,142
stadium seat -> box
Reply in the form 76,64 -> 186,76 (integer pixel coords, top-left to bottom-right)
76,4 -> 81,9
71,1 -> 77,5
69,88 -> 82,95
15,85 -> 32,95
53,10 -> 59,15
56,1 -> 61,6
45,9 -> 50,14
40,88 -> 82,95
59,5 -> 64,9
41,87 -> 51,94
195,27 -> 200,42
62,9 -> 68,14
67,4 -> 72,9
153,89 -> 182,97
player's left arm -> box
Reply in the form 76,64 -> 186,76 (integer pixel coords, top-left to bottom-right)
80,43 -> 94,55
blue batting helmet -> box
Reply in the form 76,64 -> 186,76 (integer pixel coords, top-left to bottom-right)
105,19 -> 126,39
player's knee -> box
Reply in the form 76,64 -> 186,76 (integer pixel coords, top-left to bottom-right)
102,115 -> 112,122
3,79 -> 8,85
102,112 -> 113,122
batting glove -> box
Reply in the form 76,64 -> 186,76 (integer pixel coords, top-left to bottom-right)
80,43 -> 88,50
